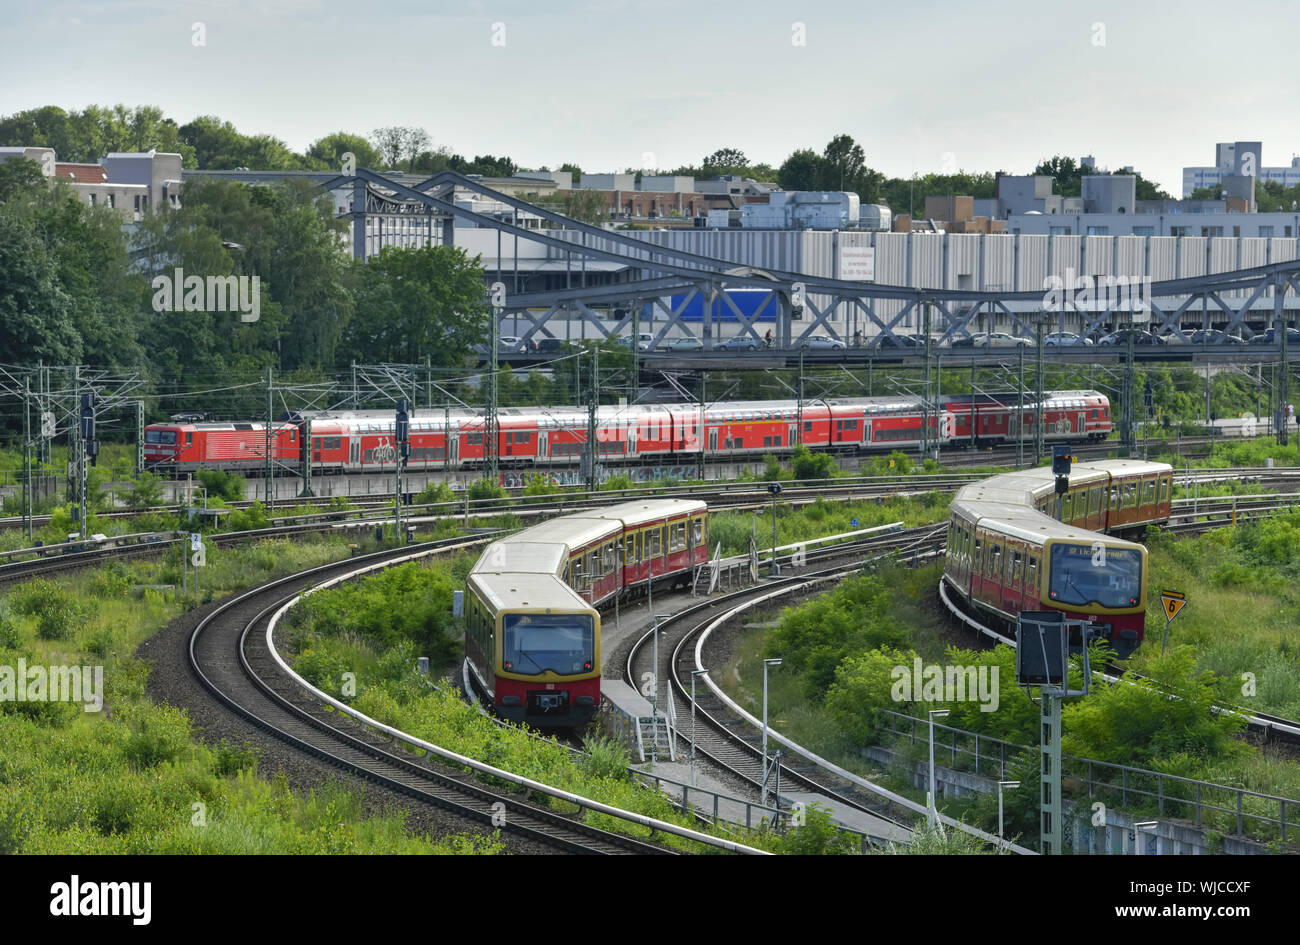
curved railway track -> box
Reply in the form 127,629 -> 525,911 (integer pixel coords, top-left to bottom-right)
185,536 -> 681,855
624,526 -> 955,844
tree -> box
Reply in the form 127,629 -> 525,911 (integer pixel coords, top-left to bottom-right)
344,245 -> 489,367
702,147 -> 748,175
558,162 -> 582,185
778,149 -> 821,191
820,133 -> 883,203
180,115 -> 306,170
1033,155 -> 1087,197
369,127 -> 432,171
306,132 -> 382,171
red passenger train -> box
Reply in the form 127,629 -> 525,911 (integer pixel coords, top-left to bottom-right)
142,391 -> 1112,477
465,499 -> 708,728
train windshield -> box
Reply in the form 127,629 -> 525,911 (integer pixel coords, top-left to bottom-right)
145,429 -> 176,444
502,613 -> 595,676
1047,544 -> 1143,609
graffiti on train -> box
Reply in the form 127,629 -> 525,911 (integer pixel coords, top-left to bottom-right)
497,466 -> 696,488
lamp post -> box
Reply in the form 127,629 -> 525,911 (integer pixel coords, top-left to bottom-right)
928,708 -> 950,825
762,658 -> 782,805
997,779 -> 1021,849
690,669 -> 707,787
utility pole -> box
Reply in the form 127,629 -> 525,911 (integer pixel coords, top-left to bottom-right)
697,370 -> 707,483
264,366 -> 274,509
396,399 -> 410,544
77,388 -> 96,541
1123,321 -> 1135,452
796,350 -> 805,446
1016,346 -> 1024,470
1276,275 -> 1290,445
134,400 -> 144,477
922,304 -> 932,458
1035,321 -> 1045,464
299,417 -> 313,498
585,347 -> 599,491
485,290 -> 501,486
22,378 -> 32,542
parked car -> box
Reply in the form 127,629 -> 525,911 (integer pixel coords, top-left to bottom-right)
800,334 -> 846,350
1248,327 -> 1300,345
532,337 -> 570,354
976,332 -> 1031,348
1186,329 -> 1247,345
717,334 -> 760,351
498,335 -> 523,352
1044,331 -> 1093,346
618,332 -> 656,352
666,336 -> 704,352
879,332 -> 926,348
1097,328 -> 1164,346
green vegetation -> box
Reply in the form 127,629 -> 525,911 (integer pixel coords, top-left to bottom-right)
709,491 -> 950,557
0,535 -> 502,852
281,553 -> 859,853
725,558 -> 1300,850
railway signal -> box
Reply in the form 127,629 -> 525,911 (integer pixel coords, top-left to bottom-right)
767,482 -> 783,575
1052,445 -> 1072,498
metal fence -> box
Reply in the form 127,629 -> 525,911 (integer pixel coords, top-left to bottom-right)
875,707 -> 1296,846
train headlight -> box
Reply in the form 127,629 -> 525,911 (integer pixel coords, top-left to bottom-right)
583,661 -> 592,672
504,661 -> 512,670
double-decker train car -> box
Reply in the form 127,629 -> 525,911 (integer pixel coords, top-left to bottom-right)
143,421 -> 299,474
465,498 -> 707,728
943,460 -> 1172,657
143,390 -> 1113,478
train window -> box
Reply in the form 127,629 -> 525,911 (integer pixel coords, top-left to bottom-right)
625,534 -> 635,564
1027,556 -> 1037,589
804,421 -> 813,433
1011,551 -> 1022,586
693,516 -> 704,545
649,527 -> 661,558
186,432 -> 193,446
1159,476 -> 1170,503
1143,480 -> 1156,505
990,545 -> 1001,578
1109,485 -> 1118,509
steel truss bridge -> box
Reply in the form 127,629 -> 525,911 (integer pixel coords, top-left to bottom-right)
323,167 -> 1300,351
316,169 -> 1300,453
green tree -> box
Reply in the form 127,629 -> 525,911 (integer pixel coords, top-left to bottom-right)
778,149 -> 821,191
306,132 -> 382,171
344,245 -> 488,367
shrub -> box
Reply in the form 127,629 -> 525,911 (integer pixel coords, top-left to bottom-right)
195,468 -> 246,502
125,472 -> 165,509
467,478 -> 505,501
415,481 -> 455,505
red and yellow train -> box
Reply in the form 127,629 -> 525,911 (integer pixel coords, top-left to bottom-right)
465,498 -> 708,728
943,460 -> 1173,657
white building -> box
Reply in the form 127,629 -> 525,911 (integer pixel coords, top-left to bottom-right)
1182,141 -> 1300,196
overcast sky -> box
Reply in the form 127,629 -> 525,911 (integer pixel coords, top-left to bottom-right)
2,0 -> 1298,191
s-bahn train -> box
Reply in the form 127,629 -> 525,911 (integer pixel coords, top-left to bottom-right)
943,459 -> 1173,658
142,390 -> 1112,477
465,498 -> 708,728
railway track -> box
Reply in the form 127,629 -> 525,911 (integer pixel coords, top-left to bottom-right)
620,525 -> 1031,851
186,535 -> 682,855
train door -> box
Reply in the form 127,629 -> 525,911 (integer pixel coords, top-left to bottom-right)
349,437 -> 360,470
538,430 -> 548,461
709,427 -> 718,451
628,425 -> 637,457
449,431 -> 459,467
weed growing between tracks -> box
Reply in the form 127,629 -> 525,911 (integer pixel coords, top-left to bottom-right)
0,535 -> 503,853
709,491 -> 951,557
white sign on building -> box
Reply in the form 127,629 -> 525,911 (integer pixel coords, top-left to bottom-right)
838,245 -> 875,281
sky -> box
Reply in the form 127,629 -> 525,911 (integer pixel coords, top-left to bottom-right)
2,0 -> 1298,192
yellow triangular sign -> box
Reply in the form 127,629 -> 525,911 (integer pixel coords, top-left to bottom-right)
1160,591 -> 1187,623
